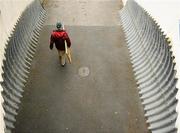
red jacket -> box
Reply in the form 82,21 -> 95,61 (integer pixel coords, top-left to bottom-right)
50,30 -> 71,50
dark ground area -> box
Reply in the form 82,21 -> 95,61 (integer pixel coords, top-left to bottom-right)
14,26 -> 148,133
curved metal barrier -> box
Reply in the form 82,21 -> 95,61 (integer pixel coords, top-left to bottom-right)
120,0 -> 178,133
0,0 -> 46,132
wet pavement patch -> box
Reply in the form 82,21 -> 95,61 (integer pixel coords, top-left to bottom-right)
78,66 -> 90,77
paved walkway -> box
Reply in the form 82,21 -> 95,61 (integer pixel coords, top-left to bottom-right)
14,0 -> 148,133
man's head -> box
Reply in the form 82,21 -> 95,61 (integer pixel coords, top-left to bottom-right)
56,22 -> 62,29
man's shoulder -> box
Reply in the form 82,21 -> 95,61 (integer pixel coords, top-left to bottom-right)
51,30 -> 67,39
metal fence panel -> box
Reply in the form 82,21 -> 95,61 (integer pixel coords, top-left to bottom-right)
120,0 -> 178,132
0,0 -> 46,132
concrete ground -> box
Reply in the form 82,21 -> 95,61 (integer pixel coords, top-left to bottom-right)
14,0 -> 149,133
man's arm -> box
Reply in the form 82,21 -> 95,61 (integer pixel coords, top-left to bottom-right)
64,32 -> 71,47
50,34 -> 54,50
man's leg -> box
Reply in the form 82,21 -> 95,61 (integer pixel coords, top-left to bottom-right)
58,50 -> 66,66
61,51 -> 66,66
57,50 -> 61,63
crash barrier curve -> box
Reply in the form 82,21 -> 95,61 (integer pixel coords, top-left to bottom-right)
0,0 -> 46,132
120,0 -> 178,133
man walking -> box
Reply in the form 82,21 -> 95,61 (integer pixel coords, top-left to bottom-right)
50,22 -> 71,67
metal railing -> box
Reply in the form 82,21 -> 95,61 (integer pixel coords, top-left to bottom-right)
0,0 -> 46,132
120,0 -> 178,133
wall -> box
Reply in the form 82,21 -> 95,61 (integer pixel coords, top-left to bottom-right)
122,0 -> 180,132
0,0 -> 33,132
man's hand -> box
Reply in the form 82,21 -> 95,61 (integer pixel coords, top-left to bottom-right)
50,44 -> 53,50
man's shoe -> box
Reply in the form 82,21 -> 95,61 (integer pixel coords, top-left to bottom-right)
61,62 -> 66,67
